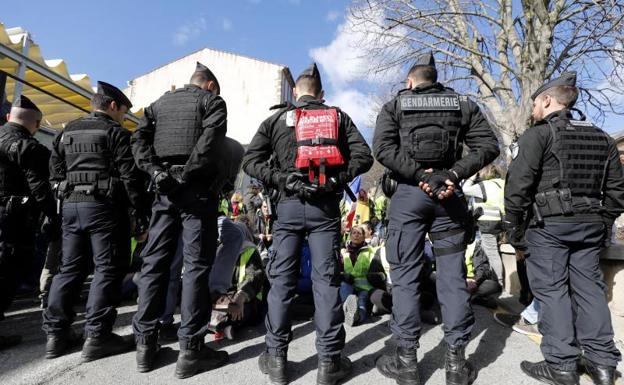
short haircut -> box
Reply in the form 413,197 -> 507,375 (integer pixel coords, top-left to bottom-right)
90,94 -> 114,111
10,106 -> 42,123
190,72 -> 220,94
295,75 -> 322,96
408,65 -> 438,83
540,85 -> 579,108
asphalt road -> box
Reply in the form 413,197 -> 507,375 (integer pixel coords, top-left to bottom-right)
0,297 -> 621,385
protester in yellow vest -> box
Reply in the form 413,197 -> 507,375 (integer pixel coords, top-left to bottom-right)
463,164 -> 505,286
340,226 -> 375,326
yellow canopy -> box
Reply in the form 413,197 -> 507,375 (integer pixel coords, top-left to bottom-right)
0,23 -> 139,130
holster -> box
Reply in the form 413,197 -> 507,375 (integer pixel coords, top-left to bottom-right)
534,188 -> 574,218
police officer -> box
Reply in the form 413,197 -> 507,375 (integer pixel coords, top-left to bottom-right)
132,62 -> 228,378
373,52 -> 500,385
243,63 -> 373,385
43,81 -> 148,361
0,96 -> 57,350
505,72 -> 623,385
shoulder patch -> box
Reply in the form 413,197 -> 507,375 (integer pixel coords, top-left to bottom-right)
8,141 -> 19,155
399,94 -> 461,111
285,110 -> 296,127
568,119 -> 594,127
509,142 -> 519,160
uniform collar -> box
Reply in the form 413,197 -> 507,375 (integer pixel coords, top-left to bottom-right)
539,108 -> 573,124
91,111 -> 117,122
5,121 -> 31,136
295,95 -> 325,107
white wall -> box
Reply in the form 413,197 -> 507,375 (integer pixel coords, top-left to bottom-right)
126,48 -> 293,144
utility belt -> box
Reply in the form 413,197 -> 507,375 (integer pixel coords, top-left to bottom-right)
532,188 -> 603,224
59,177 -> 121,200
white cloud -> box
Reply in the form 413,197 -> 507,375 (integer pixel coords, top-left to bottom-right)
173,17 -> 207,46
222,18 -> 233,32
326,10 -> 340,22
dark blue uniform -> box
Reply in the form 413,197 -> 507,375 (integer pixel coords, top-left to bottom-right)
43,112 -> 147,339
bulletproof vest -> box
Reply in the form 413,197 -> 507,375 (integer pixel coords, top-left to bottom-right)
62,115 -> 116,193
0,124 -> 31,196
397,89 -> 468,168
153,86 -> 209,159
536,117 -> 610,199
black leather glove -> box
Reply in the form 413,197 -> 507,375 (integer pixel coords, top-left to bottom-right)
503,212 -> 527,251
153,170 -> 179,195
285,173 -> 318,199
320,171 -> 351,194
419,172 -> 451,198
41,215 -> 62,242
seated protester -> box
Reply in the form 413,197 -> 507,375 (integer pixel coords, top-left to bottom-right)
370,239 -> 441,325
340,226 -> 375,326
229,191 -> 246,220
465,239 -> 501,309
255,199 -> 273,259
362,220 -> 380,247
291,240 -> 315,320
210,217 -> 264,341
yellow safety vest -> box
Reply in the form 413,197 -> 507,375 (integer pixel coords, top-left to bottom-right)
378,246 -> 391,284
238,246 -> 263,300
473,179 -> 505,222
342,246 -> 374,291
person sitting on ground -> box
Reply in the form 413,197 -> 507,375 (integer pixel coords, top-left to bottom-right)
229,191 -> 246,220
255,198 -> 273,259
361,220 -> 380,247
340,226 -> 376,326
465,240 -> 502,309
210,215 -> 264,341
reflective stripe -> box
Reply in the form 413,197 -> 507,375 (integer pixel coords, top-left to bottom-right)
342,246 -> 374,291
473,179 -> 505,221
238,246 -> 263,300
378,247 -> 391,284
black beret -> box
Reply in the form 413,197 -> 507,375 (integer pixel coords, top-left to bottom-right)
531,71 -> 577,100
298,62 -> 323,90
409,51 -> 436,72
12,95 -> 41,112
194,62 -> 220,94
96,81 -> 133,109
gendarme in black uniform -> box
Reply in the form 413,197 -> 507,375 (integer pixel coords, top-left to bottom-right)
0,96 -> 56,350
131,62 -> 229,378
43,81 -> 147,361
373,52 -> 499,385
505,72 -> 623,385
243,63 -> 373,385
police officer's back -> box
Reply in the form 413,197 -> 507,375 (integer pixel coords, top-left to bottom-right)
373,52 -> 499,385
505,72 -> 623,385
131,62 -> 229,378
43,81 -> 147,361
0,96 -> 57,350
243,63 -> 373,385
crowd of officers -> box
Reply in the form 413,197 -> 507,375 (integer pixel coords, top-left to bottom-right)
0,51 -> 621,385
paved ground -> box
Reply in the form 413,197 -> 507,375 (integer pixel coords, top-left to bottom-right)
0,296 -> 622,385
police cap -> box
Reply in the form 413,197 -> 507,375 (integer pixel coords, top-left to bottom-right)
96,81 -> 133,109
194,62 -> 220,94
410,51 -> 436,71
298,62 -> 323,90
531,71 -> 577,100
12,95 -> 41,113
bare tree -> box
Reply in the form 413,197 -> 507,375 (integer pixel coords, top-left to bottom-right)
349,0 -> 624,147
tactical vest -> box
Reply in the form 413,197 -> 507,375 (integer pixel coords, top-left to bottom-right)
536,118 -> 610,199
291,105 -> 344,184
397,89 -> 468,169
153,86 -> 209,159
0,124 -> 30,197
342,245 -> 374,291
473,179 -> 505,222
238,246 -> 263,300
62,115 -> 116,195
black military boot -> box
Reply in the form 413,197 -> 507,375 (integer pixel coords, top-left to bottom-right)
579,357 -> 615,385
81,333 -> 134,362
520,361 -> 579,385
445,344 -> 477,385
136,341 -> 160,373
376,346 -> 420,385
45,329 -> 82,359
175,344 -> 229,379
317,356 -> 353,385
258,351 -> 288,385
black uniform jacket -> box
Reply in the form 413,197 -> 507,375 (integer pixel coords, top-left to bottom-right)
373,83 -> 500,182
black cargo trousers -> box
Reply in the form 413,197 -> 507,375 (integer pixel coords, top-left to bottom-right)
264,197 -> 345,359
133,190 -> 217,350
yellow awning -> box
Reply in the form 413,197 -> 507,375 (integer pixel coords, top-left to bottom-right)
0,23 -> 139,130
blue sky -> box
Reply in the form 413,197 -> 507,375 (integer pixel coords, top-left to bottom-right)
2,0 -> 622,135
